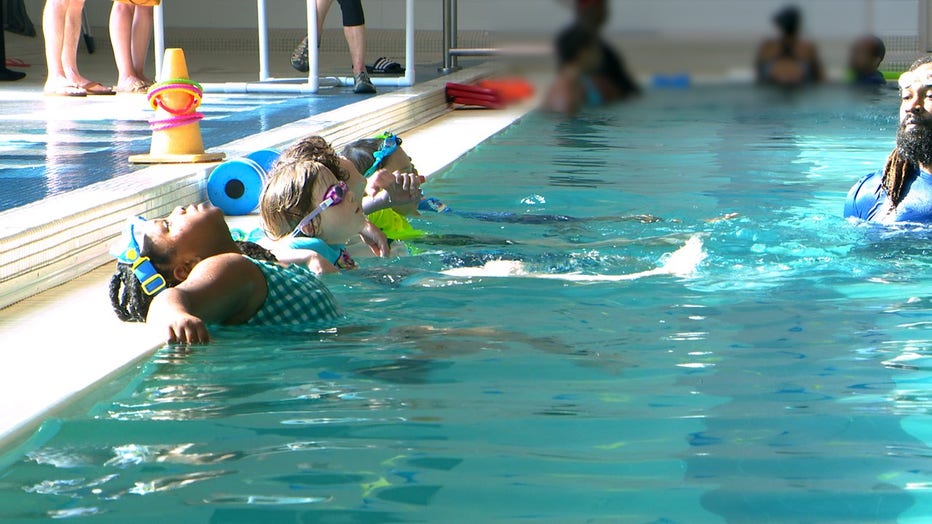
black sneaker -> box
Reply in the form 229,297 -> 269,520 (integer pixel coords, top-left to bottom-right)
353,71 -> 376,94
291,37 -> 310,73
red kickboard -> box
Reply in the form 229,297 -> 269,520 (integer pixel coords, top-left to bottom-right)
451,96 -> 504,109
446,87 -> 501,103
445,82 -> 498,98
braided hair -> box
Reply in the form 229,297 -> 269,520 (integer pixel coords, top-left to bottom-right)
882,55 -> 932,210
108,240 -> 276,322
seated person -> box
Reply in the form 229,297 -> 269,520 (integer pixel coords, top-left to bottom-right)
849,35 -> 886,86
755,5 -> 825,86
108,204 -> 339,344
845,57 -> 932,224
545,0 -> 638,113
260,159 -> 368,274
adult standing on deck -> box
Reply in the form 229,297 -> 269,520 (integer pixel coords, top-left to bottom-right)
110,0 -> 154,94
291,0 -> 376,94
845,57 -> 932,224
43,0 -> 114,96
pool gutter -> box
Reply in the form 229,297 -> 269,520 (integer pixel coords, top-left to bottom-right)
0,64 -> 538,453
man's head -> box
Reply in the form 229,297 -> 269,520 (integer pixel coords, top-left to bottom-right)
773,5 -> 801,37
897,57 -> 932,167
575,0 -> 607,30
849,35 -> 885,75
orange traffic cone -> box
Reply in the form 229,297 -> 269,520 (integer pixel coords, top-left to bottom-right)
129,48 -> 225,164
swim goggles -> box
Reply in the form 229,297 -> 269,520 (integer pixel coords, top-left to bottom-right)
109,216 -> 168,296
363,132 -> 402,177
292,181 -> 348,237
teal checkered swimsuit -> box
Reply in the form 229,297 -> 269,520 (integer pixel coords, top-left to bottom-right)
245,257 -> 339,325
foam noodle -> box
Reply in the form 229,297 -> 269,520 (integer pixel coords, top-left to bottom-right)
207,158 -> 266,215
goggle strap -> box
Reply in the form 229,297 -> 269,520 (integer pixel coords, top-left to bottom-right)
131,256 -> 167,296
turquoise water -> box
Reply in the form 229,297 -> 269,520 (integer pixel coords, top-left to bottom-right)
4,86 -> 932,522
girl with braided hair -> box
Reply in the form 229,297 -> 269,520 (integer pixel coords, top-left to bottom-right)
845,56 -> 932,224
109,203 -> 338,344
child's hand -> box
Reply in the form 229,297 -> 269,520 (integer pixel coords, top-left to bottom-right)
164,312 -> 211,345
367,168 -> 424,207
360,220 -> 390,257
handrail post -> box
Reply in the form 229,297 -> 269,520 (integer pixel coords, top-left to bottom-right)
439,0 -> 459,74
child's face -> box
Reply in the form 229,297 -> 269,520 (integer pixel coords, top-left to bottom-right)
381,146 -> 418,176
340,156 -> 367,197
314,166 -> 366,245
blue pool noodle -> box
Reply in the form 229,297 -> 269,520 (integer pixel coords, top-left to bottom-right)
207,157 -> 267,215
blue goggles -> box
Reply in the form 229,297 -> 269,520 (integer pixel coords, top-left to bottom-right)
109,216 -> 168,296
362,132 -> 402,178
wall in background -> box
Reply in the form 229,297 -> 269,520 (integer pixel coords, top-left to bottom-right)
20,0 -> 919,38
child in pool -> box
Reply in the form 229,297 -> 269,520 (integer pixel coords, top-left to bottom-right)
108,203 -> 339,344
260,159 -> 370,274
279,135 -> 425,244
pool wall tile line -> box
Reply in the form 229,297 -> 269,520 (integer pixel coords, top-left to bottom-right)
0,65 -> 495,313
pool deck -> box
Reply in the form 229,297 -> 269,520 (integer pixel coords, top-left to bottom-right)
0,61 -> 540,452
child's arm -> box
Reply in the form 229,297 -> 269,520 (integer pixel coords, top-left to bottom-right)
271,247 -> 340,274
146,253 -> 267,344
359,220 -> 389,257
364,169 -> 424,216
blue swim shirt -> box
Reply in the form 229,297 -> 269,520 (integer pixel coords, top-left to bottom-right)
844,168 -> 932,224
288,237 -> 358,270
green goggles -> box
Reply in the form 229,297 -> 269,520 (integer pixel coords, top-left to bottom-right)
110,216 -> 168,296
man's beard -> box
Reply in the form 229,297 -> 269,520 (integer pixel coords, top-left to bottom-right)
897,119 -> 932,166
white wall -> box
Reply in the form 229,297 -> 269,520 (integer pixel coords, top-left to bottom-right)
21,0 -> 920,37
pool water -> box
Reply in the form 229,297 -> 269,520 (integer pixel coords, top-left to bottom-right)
0,91 -> 367,212
4,86 -> 932,522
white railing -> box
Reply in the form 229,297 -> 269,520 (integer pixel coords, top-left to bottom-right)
152,0 -> 415,93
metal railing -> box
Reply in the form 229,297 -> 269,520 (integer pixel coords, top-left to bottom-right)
152,0 -> 415,93
441,0 -> 511,73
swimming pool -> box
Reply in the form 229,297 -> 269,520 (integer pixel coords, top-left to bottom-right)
0,91 -> 367,212
3,85 -> 932,522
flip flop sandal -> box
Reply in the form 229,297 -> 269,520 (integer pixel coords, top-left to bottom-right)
44,84 -> 87,97
5,58 -> 29,67
116,79 -> 151,94
81,81 -> 115,96
367,57 -> 404,75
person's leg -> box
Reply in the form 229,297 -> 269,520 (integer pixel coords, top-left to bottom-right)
317,0 -> 334,40
110,2 -> 136,88
292,0 -> 334,72
0,0 -> 26,81
343,25 -> 366,75
43,0 -> 70,89
61,0 -> 91,86
335,0 -> 373,93
131,6 -> 153,82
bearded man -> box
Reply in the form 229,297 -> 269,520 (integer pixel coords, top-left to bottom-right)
845,57 -> 932,223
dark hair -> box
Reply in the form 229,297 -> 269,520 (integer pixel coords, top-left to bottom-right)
869,35 -> 886,61
277,136 -> 348,183
881,55 -> 932,209
108,240 -> 276,322
773,5 -> 801,36
341,138 -> 384,176
555,24 -> 598,66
